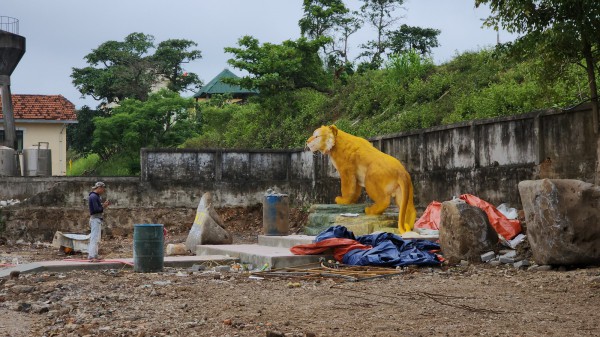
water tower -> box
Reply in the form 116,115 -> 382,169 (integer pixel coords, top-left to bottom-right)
0,17 -> 25,176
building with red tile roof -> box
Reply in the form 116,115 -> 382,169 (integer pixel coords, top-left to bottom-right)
0,94 -> 77,175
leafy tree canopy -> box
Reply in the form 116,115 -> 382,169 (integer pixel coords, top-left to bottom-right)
476,0 -> 600,129
91,89 -> 197,160
225,36 -> 331,96
357,0 -> 440,70
71,32 -> 202,105
387,24 -> 440,56
66,106 -> 108,156
299,0 -> 349,40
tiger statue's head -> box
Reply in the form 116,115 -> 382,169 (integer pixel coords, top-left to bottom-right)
306,125 -> 338,154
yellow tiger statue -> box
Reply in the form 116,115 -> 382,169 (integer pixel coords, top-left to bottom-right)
307,125 -> 417,233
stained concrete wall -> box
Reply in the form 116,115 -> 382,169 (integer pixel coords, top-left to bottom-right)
1,104 -> 598,240
140,105 -> 597,209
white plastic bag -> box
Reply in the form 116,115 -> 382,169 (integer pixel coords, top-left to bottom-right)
497,203 -> 518,220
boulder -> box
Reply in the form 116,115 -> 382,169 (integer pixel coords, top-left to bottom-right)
165,243 -> 189,256
518,179 -> 600,265
200,192 -> 225,229
185,192 -> 232,250
439,200 -> 498,264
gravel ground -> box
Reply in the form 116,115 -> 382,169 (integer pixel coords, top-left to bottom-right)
1,263 -> 599,336
1,206 -> 599,336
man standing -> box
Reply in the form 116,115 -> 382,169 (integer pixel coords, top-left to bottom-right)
88,181 -> 110,262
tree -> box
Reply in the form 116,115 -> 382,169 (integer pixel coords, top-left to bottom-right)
332,12 -> 363,65
299,0 -> 348,40
387,24 -> 440,56
72,33 -> 156,103
72,33 -> 202,105
358,0 -> 405,68
66,106 -> 108,155
153,39 -> 202,93
225,36 -> 331,96
326,11 -> 363,80
476,0 -> 600,131
91,90 -> 197,160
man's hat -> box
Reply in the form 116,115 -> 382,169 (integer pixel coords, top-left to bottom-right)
92,181 -> 106,189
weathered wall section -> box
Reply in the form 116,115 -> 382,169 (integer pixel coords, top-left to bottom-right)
141,104 -> 598,208
1,105 -> 598,240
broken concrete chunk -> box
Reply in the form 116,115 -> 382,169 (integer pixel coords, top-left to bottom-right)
518,179 -> 600,265
166,243 -> 189,256
439,200 -> 498,264
198,192 -> 225,229
481,251 -> 496,262
514,260 -> 530,269
185,192 -> 233,250
189,264 -> 206,272
214,265 -> 231,273
500,250 -> 516,259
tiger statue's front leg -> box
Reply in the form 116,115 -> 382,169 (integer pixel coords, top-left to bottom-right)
335,171 -> 361,204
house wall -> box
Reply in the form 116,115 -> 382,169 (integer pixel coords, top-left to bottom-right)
15,122 -> 68,176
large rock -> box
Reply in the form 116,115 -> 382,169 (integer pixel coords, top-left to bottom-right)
166,243 -> 189,256
518,179 -> 600,265
439,200 -> 498,264
185,192 -> 232,250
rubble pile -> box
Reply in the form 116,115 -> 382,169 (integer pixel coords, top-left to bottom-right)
0,199 -> 20,208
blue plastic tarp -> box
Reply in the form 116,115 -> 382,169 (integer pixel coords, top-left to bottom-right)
315,226 -> 441,267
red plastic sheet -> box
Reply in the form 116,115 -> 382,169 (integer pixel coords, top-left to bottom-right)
413,201 -> 442,230
290,238 -> 372,262
459,194 -> 521,240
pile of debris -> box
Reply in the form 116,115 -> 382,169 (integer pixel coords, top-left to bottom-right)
0,199 -> 20,208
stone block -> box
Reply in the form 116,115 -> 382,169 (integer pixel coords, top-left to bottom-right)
489,260 -> 502,267
518,179 -> 600,265
480,251 -> 496,262
500,250 -> 516,259
514,260 -> 530,268
499,256 -> 515,264
439,200 -> 498,264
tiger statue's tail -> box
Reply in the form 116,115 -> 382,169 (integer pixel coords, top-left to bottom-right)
396,173 -> 417,234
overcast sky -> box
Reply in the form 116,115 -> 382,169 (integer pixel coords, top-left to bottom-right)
2,0 -> 514,109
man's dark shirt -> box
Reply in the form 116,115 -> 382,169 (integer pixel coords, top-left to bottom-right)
88,191 -> 103,216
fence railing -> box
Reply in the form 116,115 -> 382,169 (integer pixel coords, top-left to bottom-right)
0,17 -> 19,34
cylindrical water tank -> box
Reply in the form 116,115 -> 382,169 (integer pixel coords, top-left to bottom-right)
23,143 -> 51,176
0,146 -> 17,176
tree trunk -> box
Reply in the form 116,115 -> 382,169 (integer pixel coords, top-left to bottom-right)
582,40 -> 599,133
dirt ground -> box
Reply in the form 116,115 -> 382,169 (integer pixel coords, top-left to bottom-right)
1,207 -> 600,337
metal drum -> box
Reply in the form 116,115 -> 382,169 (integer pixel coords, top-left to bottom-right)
133,224 -> 164,273
0,146 -> 17,176
262,191 -> 289,236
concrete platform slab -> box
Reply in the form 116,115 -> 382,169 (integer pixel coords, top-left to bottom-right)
0,255 -> 238,277
257,235 -> 316,248
196,244 -> 332,269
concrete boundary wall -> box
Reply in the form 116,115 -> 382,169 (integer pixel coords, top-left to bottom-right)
2,105 -> 598,210
140,104 -> 598,208
1,105 -> 598,241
